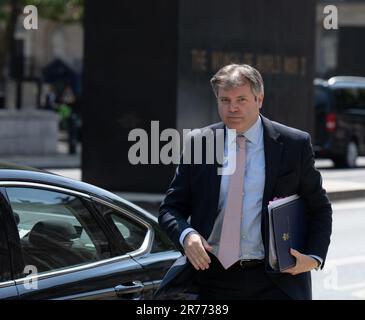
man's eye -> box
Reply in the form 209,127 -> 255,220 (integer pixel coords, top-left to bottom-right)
238,98 -> 245,102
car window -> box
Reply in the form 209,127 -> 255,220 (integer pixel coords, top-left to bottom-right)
333,87 -> 365,112
6,187 -> 111,277
150,226 -> 176,253
315,86 -> 332,113
0,208 -> 11,283
110,214 -> 147,251
93,202 -> 148,254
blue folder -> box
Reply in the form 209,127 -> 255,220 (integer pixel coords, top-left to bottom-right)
268,195 -> 308,272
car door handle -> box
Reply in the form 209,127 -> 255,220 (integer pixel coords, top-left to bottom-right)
114,281 -> 144,297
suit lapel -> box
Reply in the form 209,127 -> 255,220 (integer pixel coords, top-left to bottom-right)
260,115 -> 284,259
261,115 -> 283,208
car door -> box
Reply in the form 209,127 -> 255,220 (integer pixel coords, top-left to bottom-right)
0,188 -> 19,299
91,199 -> 181,298
2,183 -> 154,300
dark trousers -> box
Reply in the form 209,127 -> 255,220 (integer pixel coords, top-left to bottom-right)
196,253 -> 292,300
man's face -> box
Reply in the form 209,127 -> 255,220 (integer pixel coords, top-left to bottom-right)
217,84 -> 263,133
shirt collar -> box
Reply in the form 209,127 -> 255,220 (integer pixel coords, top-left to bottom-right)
226,115 -> 262,146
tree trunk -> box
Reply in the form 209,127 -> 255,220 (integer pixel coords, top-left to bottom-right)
0,0 -> 21,82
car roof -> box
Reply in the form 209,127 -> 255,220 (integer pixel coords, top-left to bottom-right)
0,162 -> 157,223
315,76 -> 365,89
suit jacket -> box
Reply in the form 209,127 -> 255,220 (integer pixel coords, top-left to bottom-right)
155,115 -> 333,300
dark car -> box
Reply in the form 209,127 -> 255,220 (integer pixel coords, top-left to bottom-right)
0,163 -> 180,300
314,76 -> 365,168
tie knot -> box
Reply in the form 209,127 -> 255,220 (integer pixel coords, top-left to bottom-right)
236,135 -> 246,149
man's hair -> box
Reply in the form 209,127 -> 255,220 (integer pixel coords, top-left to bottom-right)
210,64 -> 264,98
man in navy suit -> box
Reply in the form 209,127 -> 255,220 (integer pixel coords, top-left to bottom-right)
156,64 -> 332,300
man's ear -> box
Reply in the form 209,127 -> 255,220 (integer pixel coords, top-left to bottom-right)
258,93 -> 264,108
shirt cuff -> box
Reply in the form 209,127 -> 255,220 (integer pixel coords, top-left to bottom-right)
179,228 -> 196,247
309,254 -> 323,270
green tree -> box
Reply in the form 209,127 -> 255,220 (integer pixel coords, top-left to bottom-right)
0,0 -> 83,82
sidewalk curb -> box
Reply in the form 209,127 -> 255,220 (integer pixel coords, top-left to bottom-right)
0,157 -> 80,169
327,189 -> 365,202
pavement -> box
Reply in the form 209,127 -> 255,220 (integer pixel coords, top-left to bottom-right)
315,157 -> 365,201
0,141 -> 81,169
311,198 -> 365,299
1,146 -> 365,215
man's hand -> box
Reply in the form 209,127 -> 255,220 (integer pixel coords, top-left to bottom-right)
183,231 -> 213,270
283,248 -> 319,276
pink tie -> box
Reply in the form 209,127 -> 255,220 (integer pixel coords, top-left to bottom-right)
218,135 -> 246,269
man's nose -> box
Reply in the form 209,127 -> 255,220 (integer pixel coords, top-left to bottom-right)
228,102 -> 239,112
